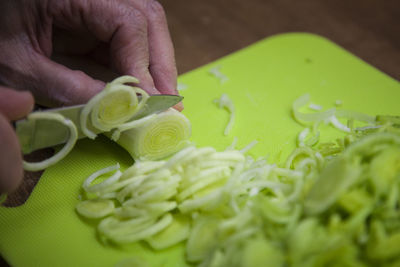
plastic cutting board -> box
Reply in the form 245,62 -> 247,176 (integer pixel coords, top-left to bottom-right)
1,33 -> 399,267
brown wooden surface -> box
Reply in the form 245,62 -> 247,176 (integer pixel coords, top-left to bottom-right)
1,0 -> 399,264
162,0 -> 399,79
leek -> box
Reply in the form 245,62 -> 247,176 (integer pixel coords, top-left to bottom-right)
80,76 -> 149,139
209,65 -> 228,84
23,112 -> 78,171
76,199 -> 115,219
75,92 -> 400,267
114,108 -> 191,160
145,214 -> 191,250
214,94 -> 235,135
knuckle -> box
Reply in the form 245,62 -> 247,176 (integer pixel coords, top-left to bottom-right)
121,6 -> 147,27
146,0 -> 166,18
119,7 -> 148,37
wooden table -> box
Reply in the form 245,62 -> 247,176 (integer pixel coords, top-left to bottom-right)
163,0 -> 399,79
1,0 -> 399,264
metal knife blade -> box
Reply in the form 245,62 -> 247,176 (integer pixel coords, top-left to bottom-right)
16,94 -> 183,154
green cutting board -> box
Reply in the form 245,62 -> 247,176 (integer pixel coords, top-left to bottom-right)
1,33 -> 399,267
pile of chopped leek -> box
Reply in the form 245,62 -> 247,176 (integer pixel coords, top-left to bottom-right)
76,94 -> 400,267
23,76 -> 189,171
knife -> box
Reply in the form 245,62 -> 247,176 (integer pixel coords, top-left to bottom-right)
16,94 -> 183,154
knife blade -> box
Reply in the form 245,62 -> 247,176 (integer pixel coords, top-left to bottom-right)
16,94 -> 183,154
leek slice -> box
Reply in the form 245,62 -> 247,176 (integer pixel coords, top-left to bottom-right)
186,216 -> 220,262
304,157 -> 362,215
76,199 -> 115,219
115,109 -> 191,160
98,215 -> 155,237
82,163 -> 121,193
292,94 -> 336,123
80,75 -> 149,139
105,213 -> 173,244
145,214 -> 191,250
23,112 -> 78,171
115,201 -> 177,218
177,166 -> 230,201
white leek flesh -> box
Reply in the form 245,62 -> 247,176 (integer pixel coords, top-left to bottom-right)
115,108 -> 191,160
214,93 -> 235,135
75,92 -> 400,267
23,112 -> 78,171
80,75 -> 149,139
21,75 -> 150,172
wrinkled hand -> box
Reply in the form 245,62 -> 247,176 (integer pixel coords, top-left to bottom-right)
0,0 -> 181,194
0,87 -> 34,194
0,0 -> 179,108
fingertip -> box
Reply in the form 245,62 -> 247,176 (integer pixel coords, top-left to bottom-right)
131,71 -> 158,95
173,101 -> 184,112
19,90 -> 35,113
0,87 -> 35,120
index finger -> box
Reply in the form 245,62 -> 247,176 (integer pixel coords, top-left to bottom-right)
50,0 -> 158,94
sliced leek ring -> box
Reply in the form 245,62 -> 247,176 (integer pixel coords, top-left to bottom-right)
23,112 -> 77,171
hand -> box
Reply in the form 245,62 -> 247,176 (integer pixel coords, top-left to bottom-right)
0,0 -> 181,109
0,87 -> 34,194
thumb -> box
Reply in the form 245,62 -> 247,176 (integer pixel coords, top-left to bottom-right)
31,55 -> 105,107
0,87 -> 34,120
0,113 -> 23,194
0,87 -> 34,193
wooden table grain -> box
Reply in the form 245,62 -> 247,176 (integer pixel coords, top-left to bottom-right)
1,0 -> 399,265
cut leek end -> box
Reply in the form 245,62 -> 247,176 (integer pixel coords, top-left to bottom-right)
117,109 -> 192,161
97,91 -> 138,124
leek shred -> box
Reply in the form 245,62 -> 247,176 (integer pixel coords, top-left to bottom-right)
76,93 -> 400,266
23,112 -> 78,171
214,94 -> 235,135
208,65 -> 228,84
